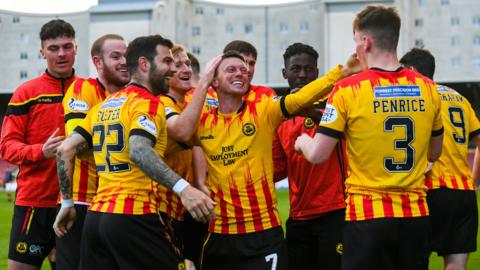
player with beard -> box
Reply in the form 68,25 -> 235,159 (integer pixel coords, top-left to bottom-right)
54,35 -> 215,269
273,43 -> 346,270
0,19 -> 78,270
54,34 -> 129,270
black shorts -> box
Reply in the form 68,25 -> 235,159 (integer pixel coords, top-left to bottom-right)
200,226 -> 287,270
8,205 -> 56,267
427,187 -> 478,256
286,208 -> 344,270
56,204 -> 88,270
181,211 -> 209,266
80,211 -> 183,270
342,217 -> 430,270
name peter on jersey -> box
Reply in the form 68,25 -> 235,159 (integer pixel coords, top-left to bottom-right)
372,85 -> 426,113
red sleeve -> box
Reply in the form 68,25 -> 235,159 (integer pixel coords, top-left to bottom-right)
272,131 -> 288,182
0,91 -> 45,165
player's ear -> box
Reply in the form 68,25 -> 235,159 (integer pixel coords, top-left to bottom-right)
211,78 -> 219,88
282,68 -> 287,79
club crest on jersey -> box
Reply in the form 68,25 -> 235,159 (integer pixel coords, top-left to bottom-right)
304,117 -> 315,129
16,242 -> 27,254
320,104 -> 337,124
67,98 -> 89,112
138,115 -> 157,135
242,123 -> 256,136
374,85 -> 421,98
336,243 -> 343,255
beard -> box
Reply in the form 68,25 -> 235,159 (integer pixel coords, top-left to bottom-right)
103,64 -> 129,88
148,62 -> 171,96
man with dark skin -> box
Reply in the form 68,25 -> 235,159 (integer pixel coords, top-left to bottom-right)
274,43 -> 346,270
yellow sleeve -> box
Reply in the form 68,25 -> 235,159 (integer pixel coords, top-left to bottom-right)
129,98 -> 165,145
63,79 -> 96,135
73,104 -> 97,148
317,85 -> 348,138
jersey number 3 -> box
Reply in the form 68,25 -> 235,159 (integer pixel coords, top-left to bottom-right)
384,116 -> 415,172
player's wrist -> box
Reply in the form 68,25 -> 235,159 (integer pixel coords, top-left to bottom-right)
173,178 -> 190,195
61,198 -> 74,208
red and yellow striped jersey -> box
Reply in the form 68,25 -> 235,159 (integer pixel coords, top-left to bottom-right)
318,68 -> 443,221
156,95 -> 194,221
195,66 -> 344,234
63,78 -> 107,203
426,85 -> 480,190
75,83 -> 167,215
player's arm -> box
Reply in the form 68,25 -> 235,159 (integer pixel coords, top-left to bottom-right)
129,135 -> 215,223
53,132 -> 89,237
471,134 -> 480,190
295,133 -> 339,164
282,54 -> 361,116
192,146 -> 210,195
167,56 -> 221,142
0,113 -> 63,164
427,133 -> 443,162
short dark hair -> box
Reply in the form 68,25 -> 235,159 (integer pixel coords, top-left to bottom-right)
187,52 -> 200,75
39,19 -> 75,45
283,42 -> 319,65
90,34 -> 124,58
353,5 -> 401,52
400,47 -> 436,79
126,35 -> 173,75
223,40 -> 257,59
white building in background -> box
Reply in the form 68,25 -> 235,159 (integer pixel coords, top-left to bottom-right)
0,0 -> 479,94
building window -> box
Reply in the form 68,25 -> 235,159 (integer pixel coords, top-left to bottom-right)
473,16 -> 480,26
244,23 -> 253,34
474,35 -> 480,45
20,32 -> 28,43
216,8 -> 224,15
415,18 -> 423,27
415,39 -> 424,47
192,26 -> 201,37
451,36 -> 460,47
226,23 -> 234,33
300,21 -> 309,33
192,47 -> 201,55
451,16 -> 460,26
195,7 -> 203,15
309,3 -> 318,11
417,0 -> 426,6
473,57 -> 480,69
441,0 -> 449,5
20,52 -> 28,60
20,71 -> 28,79
451,56 -> 461,68
280,22 -> 288,33
12,16 -> 20,23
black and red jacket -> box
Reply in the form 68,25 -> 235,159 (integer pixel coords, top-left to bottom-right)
0,70 -> 77,207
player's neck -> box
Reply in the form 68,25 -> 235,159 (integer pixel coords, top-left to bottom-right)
217,93 -> 243,114
167,88 -> 185,103
98,76 -> 123,95
367,50 -> 401,71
